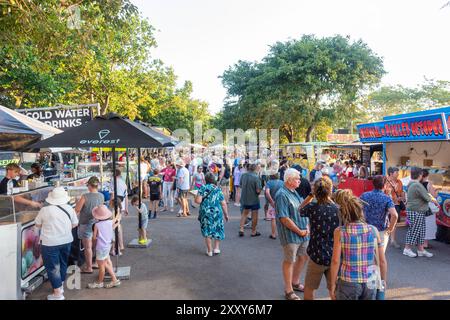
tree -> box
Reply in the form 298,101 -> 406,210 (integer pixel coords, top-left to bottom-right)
220,35 -> 385,142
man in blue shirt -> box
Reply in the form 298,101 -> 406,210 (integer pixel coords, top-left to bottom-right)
275,168 -> 310,300
360,175 -> 398,252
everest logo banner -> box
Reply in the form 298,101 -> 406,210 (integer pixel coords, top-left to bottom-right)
99,129 -> 110,139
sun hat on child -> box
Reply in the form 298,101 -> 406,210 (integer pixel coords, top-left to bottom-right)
92,205 -> 113,220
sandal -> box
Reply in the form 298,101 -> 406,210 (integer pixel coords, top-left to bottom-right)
285,291 -> 301,300
251,232 -> 261,237
105,280 -> 121,289
269,235 -> 277,240
80,267 -> 93,274
292,283 -> 305,292
238,231 -> 244,237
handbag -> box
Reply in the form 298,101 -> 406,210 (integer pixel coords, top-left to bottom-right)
387,179 -> 406,211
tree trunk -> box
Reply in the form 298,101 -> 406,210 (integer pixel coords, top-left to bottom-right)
14,95 -> 24,109
305,124 -> 316,142
282,125 -> 294,143
100,95 -> 109,115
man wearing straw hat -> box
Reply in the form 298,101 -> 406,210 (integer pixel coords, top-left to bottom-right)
175,158 -> 190,217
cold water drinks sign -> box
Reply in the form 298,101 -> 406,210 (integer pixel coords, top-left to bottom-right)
17,105 -> 93,131
357,113 -> 449,143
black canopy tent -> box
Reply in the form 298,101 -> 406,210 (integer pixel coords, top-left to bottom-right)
30,113 -> 177,272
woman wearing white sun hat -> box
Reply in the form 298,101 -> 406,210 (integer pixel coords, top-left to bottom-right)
35,187 -> 78,300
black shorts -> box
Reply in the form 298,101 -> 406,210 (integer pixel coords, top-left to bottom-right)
150,193 -> 160,201
242,203 -> 261,211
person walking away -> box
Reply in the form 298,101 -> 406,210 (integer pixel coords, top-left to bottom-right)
265,171 -> 284,239
233,161 -> 243,206
299,177 -> 339,300
421,169 -> 438,249
238,164 -> 262,237
403,167 -> 439,258
194,173 -> 229,256
176,159 -> 190,217
140,156 -> 150,198
219,158 -> 231,204
87,205 -> 121,289
148,169 -> 162,219
109,170 -> 128,255
74,176 -> 104,273
330,189 -> 387,300
275,168 -> 310,300
360,175 -> 398,252
131,196 -> 149,245
383,167 -> 405,248
191,166 -> 205,208
35,187 -> 78,300
160,161 -> 176,212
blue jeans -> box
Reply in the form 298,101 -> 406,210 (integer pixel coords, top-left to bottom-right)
41,243 -> 72,289
336,279 -> 376,300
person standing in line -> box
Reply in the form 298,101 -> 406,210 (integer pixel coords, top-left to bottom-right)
384,167 -> 405,248
148,169 -> 162,219
238,164 -> 263,237
74,176 -> 105,273
403,167 -> 439,258
218,158 -> 231,204
191,166 -> 206,209
330,190 -> 387,300
109,169 -> 128,255
194,173 -> 229,256
360,175 -> 398,252
35,187 -> 78,300
233,161 -> 243,206
140,156 -> 151,198
421,169 -> 438,249
160,161 -> 176,212
131,196 -> 149,245
275,168 -> 310,300
299,177 -> 339,300
176,159 -> 190,217
265,171 -> 284,239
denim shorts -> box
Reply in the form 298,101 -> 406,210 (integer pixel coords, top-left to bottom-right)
336,279 -> 376,300
140,215 -> 149,229
78,221 -> 95,239
96,245 -> 111,261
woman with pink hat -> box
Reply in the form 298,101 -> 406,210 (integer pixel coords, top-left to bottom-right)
35,187 -> 79,300
87,205 -> 121,289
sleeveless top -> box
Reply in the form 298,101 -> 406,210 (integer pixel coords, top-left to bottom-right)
80,192 -> 105,224
339,223 -> 376,283
95,219 -> 113,251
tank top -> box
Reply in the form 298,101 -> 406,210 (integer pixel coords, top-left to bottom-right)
80,192 -> 105,224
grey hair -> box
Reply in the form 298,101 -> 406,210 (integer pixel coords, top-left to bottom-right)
284,168 -> 300,182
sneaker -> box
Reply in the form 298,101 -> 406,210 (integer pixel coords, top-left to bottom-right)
403,248 -> 417,258
47,294 -> 65,300
105,280 -> 121,289
87,282 -> 104,289
390,240 -> 400,249
206,251 -> 213,257
417,250 -> 433,258
213,249 -> 221,255
59,286 -> 64,294
234,203 -> 240,207
138,239 -> 147,245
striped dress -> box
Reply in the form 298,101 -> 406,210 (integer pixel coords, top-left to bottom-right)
339,223 -> 376,283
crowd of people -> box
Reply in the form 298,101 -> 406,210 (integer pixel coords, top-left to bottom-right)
22,149 -> 442,300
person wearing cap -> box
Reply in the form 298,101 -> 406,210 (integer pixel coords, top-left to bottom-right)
35,187 -> 79,300
87,205 -> 121,289
74,176 -> 105,273
175,159 -> 190,217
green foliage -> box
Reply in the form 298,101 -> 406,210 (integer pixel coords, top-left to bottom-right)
219,35 -> 385,142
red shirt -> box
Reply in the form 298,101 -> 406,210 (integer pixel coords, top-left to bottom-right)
161,167 -> 176,182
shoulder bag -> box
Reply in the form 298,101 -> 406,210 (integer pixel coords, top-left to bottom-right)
387,179 -> 406,211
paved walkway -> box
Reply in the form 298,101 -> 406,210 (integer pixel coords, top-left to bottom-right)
29,198 -> 450,300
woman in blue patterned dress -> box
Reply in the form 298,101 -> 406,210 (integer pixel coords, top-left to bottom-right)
195,173 -> 229,256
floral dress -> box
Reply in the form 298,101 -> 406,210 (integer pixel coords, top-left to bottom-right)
198,184 -> 225,240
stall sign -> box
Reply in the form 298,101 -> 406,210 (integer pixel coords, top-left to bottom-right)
17,106 -> 93,131
358,113 -> 449,143
436,192 -> 450,228
0,152 -> 20,168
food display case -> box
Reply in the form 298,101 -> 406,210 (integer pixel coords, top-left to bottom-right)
0,186 -> 52,299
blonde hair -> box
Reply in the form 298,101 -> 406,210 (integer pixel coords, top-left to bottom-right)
333,189 -> 365,225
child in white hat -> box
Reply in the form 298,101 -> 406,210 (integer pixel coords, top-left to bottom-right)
88,205 -> 121,289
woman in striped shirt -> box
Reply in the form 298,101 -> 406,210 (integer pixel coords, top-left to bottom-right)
329,189 -> 387,300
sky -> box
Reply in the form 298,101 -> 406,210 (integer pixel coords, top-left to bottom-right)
132,0 -> 450,114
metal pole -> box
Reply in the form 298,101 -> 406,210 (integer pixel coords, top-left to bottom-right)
126,149 -> 131,192
138,148 -> 142,229
112,147 -> 119,270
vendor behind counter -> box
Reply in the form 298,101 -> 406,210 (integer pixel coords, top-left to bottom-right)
0,163 -> 20,194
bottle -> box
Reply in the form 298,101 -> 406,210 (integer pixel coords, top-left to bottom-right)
377,280 -> 386,300
7,179 -> 13,195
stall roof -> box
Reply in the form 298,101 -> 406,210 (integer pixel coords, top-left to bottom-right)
281,142 -> 332,147
324,142 -> 382,148
383,106 -> 450,121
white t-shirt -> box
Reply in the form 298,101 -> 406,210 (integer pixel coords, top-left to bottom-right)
140,162 -> 149,179
151,159 -> 160,171
177,167 -> 190,191
35,204 -> 78,246
109,178 -> 128,210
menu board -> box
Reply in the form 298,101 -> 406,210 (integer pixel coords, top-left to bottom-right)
361,147 -> 371,166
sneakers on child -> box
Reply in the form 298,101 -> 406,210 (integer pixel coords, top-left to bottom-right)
213,249 -> 221,255
47,293 -> 65,300
105,280 -> 121,289
417,250 -> 433,258
87,282 -> 104,289
206,251 -> 213,257
138,239 -> 147,245
403,248 -> 417,258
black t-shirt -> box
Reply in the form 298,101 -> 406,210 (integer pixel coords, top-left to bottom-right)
296,177 -> 312,199
223,164 -> 230,179
0,177 -> 19,194
148,176 -> 162,195
278,167 -> 287,181
300,202 -> 340,266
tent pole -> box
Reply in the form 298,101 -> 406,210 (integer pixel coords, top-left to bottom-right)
126,149 -> 130,193
112,147 -> 119,271
138,148 -> 142,229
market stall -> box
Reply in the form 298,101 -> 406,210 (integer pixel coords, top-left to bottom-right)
358,106 -> 450,242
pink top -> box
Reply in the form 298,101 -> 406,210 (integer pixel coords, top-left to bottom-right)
161,167 -> 176,182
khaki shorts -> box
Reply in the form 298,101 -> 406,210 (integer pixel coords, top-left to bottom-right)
305,260 -> 332,290
282,242 -> 308,263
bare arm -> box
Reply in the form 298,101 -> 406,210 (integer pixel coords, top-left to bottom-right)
386,207 -> 398,234
194,194 -> 202,204
329,228 -> 342,300
92,225 -> 98,241
74,196 -> 85,215
221,200 -> 229,222
299,194 -> 314,210
265,188 -> 275,208
375,229 -> 387,284
279,217 -> 308,237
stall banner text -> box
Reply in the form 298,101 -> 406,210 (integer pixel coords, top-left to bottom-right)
358,113 -> 449,143
437,192 -> 450,227
17,106 -> 93,131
